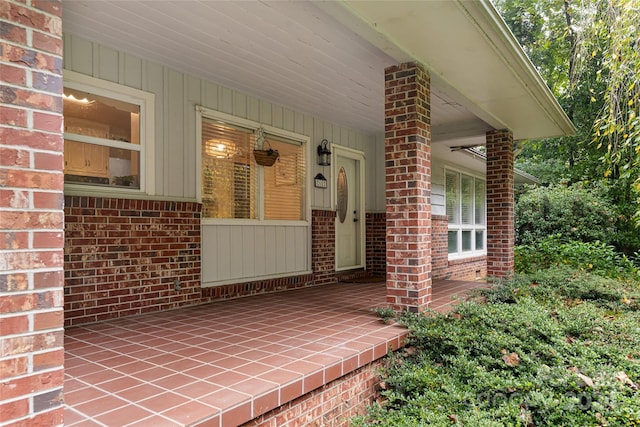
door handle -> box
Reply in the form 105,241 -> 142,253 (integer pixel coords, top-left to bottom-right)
353,218 -> 359,222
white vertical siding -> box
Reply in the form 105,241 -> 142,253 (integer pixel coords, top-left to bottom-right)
63,33 -> 384,285
64,33 -> 381,205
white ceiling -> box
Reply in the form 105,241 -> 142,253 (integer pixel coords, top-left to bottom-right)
61,0 -> 572,142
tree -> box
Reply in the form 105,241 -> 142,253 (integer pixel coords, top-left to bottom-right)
494,0 -> 608,185
494,0 -> 640,253
580,0 -> 640,222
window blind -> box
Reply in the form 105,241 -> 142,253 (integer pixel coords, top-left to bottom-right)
263,135 -> 306,221
201,118 -> 256,219
461,174 -> 473,225
446,171 -> 459,224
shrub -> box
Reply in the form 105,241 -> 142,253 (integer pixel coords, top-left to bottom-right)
515,184 -> 616,246
515,235 -> 637,278
355,268 -> 640,427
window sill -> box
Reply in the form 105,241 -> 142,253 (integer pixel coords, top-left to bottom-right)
202,218 -> 309,227
447,253 -> 486,264
64,185 -> 196,203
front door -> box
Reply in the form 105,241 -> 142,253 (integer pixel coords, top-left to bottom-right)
334,147 -> 365,270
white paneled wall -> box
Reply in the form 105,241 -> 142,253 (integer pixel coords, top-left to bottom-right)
62,34 -> 382,285
200,224 -> 309,285
62,34 -> 380,205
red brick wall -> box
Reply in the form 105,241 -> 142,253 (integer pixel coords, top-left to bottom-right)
312,209 -> 337,286
201,274 -> 314,302
243,360 -> 383,427
432,215 -> 487,281
486,129 -> 514,278
65,206 -> 339,326
384,62 -> 432,312
446,256 -> 486,281
63,196 -> 202,326
365,212 -> 386,276
432,214 -> 449,278
1,1 -> 65,425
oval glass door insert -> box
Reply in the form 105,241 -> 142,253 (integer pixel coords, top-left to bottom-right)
337,166 -> 348,223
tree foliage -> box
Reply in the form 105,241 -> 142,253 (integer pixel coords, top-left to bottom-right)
494,0 -> 640,249
583,0 -> 640,220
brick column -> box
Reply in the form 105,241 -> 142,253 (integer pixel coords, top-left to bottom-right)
384,62 -> 432,312
312,209 -> 338,286
486,129 -> 515,278
1,1 -> 65,425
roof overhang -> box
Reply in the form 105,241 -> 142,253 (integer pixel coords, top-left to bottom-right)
318,0 -> 575,141
62,0 -> 574,142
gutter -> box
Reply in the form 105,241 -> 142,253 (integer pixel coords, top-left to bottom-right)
464,147 -> 540,184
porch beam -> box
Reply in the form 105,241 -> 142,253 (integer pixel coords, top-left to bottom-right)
486,129 -> 515,277
384,62 -> 432,312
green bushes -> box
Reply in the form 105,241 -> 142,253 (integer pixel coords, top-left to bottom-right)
515,183 -> 640,257
515,184 -> 616,247
355,269 -> 640,427
515,235 -> 637,278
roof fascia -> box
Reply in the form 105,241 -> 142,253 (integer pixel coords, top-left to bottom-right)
457,0 -> 575,138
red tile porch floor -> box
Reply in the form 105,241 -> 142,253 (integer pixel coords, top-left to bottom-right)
64,279 -> 485,427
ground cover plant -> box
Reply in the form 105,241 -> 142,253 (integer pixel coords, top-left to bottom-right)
515,235 -> 638,279
357,268 -> 640,426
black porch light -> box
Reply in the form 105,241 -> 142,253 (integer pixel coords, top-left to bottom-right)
317,139 -> 332,166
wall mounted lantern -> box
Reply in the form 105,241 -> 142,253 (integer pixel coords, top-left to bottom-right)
317,139 -> 332,166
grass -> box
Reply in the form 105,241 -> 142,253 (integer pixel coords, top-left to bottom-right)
355,267 -> 640,426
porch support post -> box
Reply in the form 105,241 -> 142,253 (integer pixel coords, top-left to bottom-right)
0,0 -> 65,425
384,62 -> 432,312
486,129 -> 515,278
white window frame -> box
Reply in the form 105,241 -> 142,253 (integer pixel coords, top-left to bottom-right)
446,168 -> 486,259
196,106 -> 311,226
62,70 -> 155,196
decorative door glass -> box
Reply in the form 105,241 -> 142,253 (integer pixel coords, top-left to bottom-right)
337,166 -> 348,223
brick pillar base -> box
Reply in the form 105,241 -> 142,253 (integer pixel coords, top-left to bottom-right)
486,129 -> 514,278
384,62 -> 432,312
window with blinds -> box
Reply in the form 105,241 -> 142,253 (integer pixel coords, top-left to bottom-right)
201,119 -> 256,219
263,135 -> 305,221
446,170 -> 486,257
200,115 -> 306,221
446,171 -> 459,224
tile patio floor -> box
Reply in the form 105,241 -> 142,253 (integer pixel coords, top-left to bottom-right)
64,279 -> 485,427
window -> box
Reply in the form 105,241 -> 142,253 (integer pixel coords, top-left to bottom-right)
63,71 -> 154,193
199,109 -> 307,221
446,170 -> 486,257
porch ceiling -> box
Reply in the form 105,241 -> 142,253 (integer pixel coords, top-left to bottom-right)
62,0 -> 573,141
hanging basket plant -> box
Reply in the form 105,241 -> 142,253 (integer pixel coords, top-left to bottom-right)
253,127 -> 279,166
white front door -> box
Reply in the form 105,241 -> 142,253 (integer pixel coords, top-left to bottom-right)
334,147 -> 365,270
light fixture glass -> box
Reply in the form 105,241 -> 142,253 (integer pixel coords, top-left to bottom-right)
205,139 -> 237,159
317,139 -> 331,166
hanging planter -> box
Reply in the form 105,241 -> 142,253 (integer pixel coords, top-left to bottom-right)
253,127 -> 279,166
